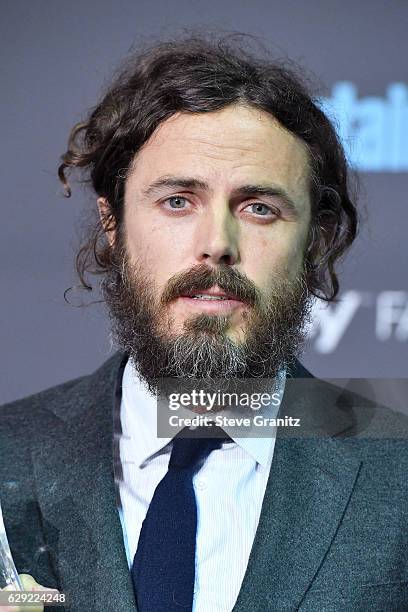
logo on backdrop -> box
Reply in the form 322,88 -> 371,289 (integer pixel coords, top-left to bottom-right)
309,291 -> 408,353
319,82 -> 408,172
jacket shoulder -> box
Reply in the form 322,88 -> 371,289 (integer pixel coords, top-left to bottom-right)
0,351 -> 127,427
1,376 -> 86,418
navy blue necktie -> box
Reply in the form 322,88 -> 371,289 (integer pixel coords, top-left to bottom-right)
131,425 -> 228,612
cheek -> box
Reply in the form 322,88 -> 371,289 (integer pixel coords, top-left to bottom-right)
124,213 -> 192,291
243,228 -> 306,287
124,210 -> 164,265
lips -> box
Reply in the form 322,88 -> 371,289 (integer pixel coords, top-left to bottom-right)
180,285 -> 243,302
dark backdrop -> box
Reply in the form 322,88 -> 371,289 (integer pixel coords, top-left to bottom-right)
2,0 -> 407,403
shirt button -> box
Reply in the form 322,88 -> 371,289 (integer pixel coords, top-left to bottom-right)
196,479 -> 207,490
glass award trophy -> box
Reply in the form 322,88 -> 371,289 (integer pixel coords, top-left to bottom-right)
0,501 -> 22,590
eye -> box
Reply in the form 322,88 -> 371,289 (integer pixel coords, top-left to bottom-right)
244,202 -> 279,217
163,195 -> 189,210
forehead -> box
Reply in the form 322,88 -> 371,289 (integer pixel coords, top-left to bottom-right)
127,104 -> 311,202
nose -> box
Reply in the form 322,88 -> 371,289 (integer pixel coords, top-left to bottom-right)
193,203 -> 240,266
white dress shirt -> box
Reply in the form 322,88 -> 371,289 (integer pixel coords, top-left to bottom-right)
114,359 -> 285,612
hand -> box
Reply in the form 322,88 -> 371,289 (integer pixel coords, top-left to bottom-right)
1,574 -> 59,612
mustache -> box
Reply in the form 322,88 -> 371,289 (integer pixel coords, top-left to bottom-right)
160,264 -> 260,307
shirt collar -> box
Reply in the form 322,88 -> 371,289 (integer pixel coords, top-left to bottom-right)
120,359 -> 286,469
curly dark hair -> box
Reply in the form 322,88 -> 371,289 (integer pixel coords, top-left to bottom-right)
58,33 -> 358,303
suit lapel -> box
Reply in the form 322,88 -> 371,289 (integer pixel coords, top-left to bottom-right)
232,375 -> 362,611
31,352 -> 137,611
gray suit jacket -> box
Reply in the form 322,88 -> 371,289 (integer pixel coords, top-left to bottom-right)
1,351 -> 408,611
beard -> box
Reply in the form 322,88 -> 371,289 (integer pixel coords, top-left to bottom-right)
102,239 -> 313,396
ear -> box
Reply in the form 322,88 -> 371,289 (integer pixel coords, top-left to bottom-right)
97,197 -> 116,248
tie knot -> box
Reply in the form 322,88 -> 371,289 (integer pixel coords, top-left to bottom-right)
169,425 -> 229,471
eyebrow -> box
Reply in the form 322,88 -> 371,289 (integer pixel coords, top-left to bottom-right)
140,175 -> 300,215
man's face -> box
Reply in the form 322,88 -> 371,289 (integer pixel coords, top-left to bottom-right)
101,104 -> 313,389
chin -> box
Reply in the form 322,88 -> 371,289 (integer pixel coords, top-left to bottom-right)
226,330 -> 247,345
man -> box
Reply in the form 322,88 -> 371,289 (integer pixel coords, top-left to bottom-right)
1,35 -> 408,612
